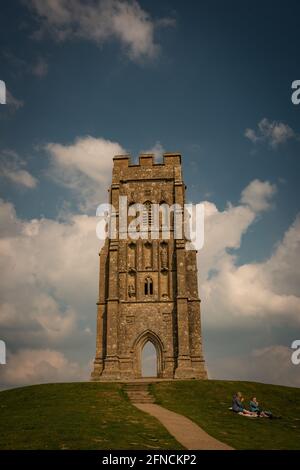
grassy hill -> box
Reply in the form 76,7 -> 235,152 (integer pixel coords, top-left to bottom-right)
0,382 -> 182,450
151,380 -> 300,450
0,380 -> 299,450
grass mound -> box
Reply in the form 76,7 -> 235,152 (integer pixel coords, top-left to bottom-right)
1,380 -> 299,450
0,382 -> 182,450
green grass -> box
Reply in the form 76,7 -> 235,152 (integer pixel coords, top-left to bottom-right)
2,380 -> 299,450
151,380 -> 300,450
0,382 -> 183,450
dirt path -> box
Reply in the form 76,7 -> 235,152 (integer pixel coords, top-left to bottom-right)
134,403 -> 233,450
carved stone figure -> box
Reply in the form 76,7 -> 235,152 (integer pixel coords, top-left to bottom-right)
128,283 -> 135,298
160,244 -> 168,270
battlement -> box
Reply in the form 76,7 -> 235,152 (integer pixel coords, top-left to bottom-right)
113,153 -> 181,168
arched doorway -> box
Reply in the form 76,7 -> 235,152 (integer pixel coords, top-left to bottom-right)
141,341 -> 157,377
132,330 -> 164,378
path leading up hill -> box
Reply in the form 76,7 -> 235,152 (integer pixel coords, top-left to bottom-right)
124,382 -> 233,450
135,402 -> 233,450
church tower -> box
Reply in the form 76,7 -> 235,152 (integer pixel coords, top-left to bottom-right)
91,153 -> 207,380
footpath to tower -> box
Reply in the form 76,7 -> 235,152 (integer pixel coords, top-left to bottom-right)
124,382 -> 233,450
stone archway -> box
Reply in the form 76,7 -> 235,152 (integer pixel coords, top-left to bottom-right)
132,330 -> 164,378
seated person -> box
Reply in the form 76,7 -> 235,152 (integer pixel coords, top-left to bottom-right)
249,396 -> 272,418
232,392 -> 256,416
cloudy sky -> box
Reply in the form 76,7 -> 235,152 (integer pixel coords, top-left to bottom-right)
0,0 -> 300,389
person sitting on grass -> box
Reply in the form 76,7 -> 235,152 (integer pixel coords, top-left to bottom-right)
232,392 -> 257,416
249,396 -> 273,418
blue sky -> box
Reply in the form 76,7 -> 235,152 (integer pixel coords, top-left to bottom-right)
0,0 -> 300,388
1,1 -> 300,251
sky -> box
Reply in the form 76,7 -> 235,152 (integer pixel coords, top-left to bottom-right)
0,0 -> 300,389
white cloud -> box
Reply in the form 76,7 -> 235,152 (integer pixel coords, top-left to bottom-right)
262,215 -> 300,297
199,179 -> 277,282
245,118 -> 297,148
0,199 -> 22,237
200,201 -> 255,281
0,349 -> 87,388
240,179 -> 277,212
200,183 -> 300,329
45,135 -> 125,210
244,128 -> 259,143
0,199 -> 101,385
0,149 -> 38,189
2,168 -> 37,188
202,256 -> 300,325
0,135 -> 126,388
201,189 -> 300,387
141,141 -> 165,161
28,0 -> 175,62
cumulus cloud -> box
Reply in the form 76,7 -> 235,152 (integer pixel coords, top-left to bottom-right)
2,168 -> 37,188
199,179 -> 278,281
141,141 -> 165,161
200,186 -> 300,328
240,179 -> 277,212
0,135 -> 126,389
45,136 -> 125,211
0,200 -> 22,237
199,183 -> 300,386
245,118 -> 297,148
0,198 -> 101,389
244,128 -> 259,143
0,149 -> 38,189
200,201 -> 255,281
0,349 -> 87,388
27,0 -> 175,62
0,201 -> 100,329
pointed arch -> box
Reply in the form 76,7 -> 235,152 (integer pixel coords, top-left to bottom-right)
132,329 -> 165,378
144,276 -> 153,295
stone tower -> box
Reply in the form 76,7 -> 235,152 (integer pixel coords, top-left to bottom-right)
91,153 -> 207,380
